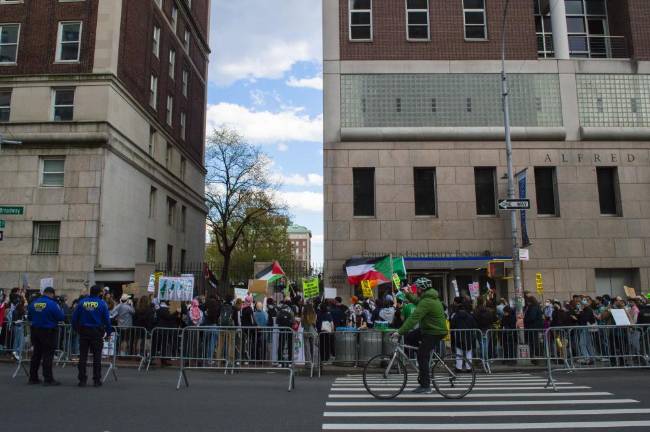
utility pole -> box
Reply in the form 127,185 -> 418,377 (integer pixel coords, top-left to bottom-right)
500,0 -> 525,341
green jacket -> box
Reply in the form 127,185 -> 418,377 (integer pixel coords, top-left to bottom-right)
398,289 -> 447,337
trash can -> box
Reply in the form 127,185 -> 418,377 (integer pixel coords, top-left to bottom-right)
358,330 -> 383,363
382,328 -> 398,356
334,328 -> 358,366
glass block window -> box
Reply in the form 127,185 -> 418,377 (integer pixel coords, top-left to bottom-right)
577,74 -> 650,128
341,74 -> 563,128
32,222 -> 61,255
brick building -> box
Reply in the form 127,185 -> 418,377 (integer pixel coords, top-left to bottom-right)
323,0 -> 650,301
288,224 -> 312,266
0,0 -> 210,295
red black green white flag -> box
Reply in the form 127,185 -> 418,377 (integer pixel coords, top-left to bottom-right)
345,256 -> 406,285
255,261 -> 285,283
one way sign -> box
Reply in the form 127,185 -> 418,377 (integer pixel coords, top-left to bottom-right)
498,199 -> 530,210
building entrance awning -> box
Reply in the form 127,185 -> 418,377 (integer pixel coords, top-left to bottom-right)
405,256 -> 513,271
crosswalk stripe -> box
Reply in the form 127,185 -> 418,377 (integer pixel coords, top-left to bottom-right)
321,420 -> 650,430
323,408 -> 650,417
326,399 -> 638,407
332,386 -> 573,391
328,391 -> 611,398
335,377 -> 546,382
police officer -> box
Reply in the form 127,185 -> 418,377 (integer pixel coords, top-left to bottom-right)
27,287 -> 65,386
71,285 -> 112,387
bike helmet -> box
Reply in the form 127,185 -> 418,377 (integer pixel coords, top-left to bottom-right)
414,277 -> 433,291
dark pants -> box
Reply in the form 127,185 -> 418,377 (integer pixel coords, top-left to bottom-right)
78,327 -> 104,383
278,331 -> 293,364
30,327 -> 57,383
406,329 -> 443,388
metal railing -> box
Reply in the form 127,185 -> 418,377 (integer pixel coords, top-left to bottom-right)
537,34 -> 629,59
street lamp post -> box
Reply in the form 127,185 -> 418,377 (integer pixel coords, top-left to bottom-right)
500,0 -> 525,333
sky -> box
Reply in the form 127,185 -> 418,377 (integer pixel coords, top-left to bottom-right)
207,0 -> 324,264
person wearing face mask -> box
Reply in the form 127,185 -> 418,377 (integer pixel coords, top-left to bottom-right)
577,298 -> 596,365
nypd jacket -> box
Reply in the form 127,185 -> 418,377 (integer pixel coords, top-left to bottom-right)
72,296 -> 113,334
27,296 -> 65,329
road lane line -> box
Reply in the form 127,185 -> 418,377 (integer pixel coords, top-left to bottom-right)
321,420 -> 650,430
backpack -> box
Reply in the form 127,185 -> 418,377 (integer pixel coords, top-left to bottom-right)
218,303 -> 234,327
276,305 -> 294,328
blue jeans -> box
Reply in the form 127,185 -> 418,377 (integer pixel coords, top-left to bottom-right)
578,328 -> 594,360
12,323 -> 24,354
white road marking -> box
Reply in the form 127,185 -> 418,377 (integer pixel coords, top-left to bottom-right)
322,421 -> 650,430
327,391 -> 610,398
325,399 -> 639,407
323,408 -> 650,417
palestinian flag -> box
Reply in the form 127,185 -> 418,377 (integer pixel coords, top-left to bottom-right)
345,256 -> 407,285
255,261 -> 285,283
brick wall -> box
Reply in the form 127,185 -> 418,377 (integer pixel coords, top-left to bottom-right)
0,0 -> 98,76
626,0 -> 650,60
339,0 -> 538,61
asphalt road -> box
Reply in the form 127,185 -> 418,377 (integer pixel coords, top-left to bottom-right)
1,363 -> 650,431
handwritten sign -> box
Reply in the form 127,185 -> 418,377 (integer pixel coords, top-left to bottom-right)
302,277 -> 320,299
361,280 -> 374,298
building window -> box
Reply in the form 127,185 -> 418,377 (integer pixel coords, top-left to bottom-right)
167,197 -> 176,226
349,0 -> 372,41
149,186 -> 157,218
182,69 -> 189,97
152,25 -> 160,58
353,167 -> 375,217
166,95 -> 173,126
166,244 -> 173,270
463,0 -> 487,40
596,167 -> 620,216
0,89 -> 11,122
147,238 -> 156,263
180,249 -> 186,272
52,88 -> 75,121
149,74 -> 158,109
0,24 -> 19,64
168,48 -> 176,79
180,156 -> 186,181
181,205 -> 186,232
534,167 -> 558,216
171,4 -> 178,32
149,128 -> 156,156
414,167 -> 437,216
166,142 -> 172,168
184,29 -> 190,51
32,222 -> 60,255
406,0 -> 429,40
40,158 -> 65,187
180,112 -> 186,140
474,167 -> 496,215
56,22 -> 82,62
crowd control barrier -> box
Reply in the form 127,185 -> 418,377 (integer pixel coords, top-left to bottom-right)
114,326 -> 148,370
147,327 -> 183,370
176,326 -> 296,391
484,328 -> 568,373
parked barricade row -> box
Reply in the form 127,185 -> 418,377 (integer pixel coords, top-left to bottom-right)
0,321 -> 26,361
113,326 -> 148,370
147,327 -> 183,370
55,324 -> 118,384
176,326 -> 296,391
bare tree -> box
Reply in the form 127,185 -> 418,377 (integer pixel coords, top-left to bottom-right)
205,127 -> 287,290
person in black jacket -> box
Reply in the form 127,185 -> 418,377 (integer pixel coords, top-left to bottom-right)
524,295 -> 544,360
473,297 -> 496,359
500,305 -> 517,362
153,301 -> 179,367
450,303 -> 478,373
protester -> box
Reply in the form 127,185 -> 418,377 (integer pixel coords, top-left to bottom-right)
111,294 -> 135,328
450,301 -> 478,373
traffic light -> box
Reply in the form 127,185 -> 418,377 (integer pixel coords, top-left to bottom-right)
487,261 -> 506,279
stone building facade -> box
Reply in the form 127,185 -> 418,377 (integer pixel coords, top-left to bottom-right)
0,0 -> 209,295
323,0 -> 650,302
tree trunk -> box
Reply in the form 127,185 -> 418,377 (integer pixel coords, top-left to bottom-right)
219,252 -> 231,297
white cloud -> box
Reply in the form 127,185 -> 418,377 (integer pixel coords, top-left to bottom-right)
277,143 -> 289,152
277,191 -> 323,213
274,173 -> 323,187
312,234 -> 324,246
286,76 -> 323,91
250,89 -> 266,106
206,102 -> 323,144
211,1 -> 322,85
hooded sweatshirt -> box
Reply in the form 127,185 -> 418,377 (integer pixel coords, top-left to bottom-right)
397,289 -> 447,337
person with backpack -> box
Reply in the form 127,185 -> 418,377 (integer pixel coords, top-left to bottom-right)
275,299 -> 295,365
216,295 -> 235,367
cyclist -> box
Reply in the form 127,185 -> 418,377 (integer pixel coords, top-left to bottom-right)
392,277 -> 448,394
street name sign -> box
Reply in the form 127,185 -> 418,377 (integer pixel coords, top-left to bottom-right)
0,206 -> 24,216
498,199 -> 530,210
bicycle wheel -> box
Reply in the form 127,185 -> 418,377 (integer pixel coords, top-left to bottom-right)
363,354 -> 408,400
431,354 -> 476,399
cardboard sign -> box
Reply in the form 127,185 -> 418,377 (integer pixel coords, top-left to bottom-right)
147,274 -> 156,293
158,276 -> 194,302
324,287 -> 337,299
361,280 -> 374,299
624,286 -> 637,298
248,279 -> 268,294
302,277 -> 320,299
234,288 -> 248,301
611,309 -> 631,326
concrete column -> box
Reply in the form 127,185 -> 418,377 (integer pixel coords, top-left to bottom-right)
550,0 -> 570,59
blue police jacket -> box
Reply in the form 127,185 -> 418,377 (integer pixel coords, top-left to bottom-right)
72,296 -> 113,334
27,296 -> 65,329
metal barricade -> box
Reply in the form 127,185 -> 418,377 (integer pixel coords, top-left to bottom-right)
299,329 -> 319,378
484,328 -> 567,373
56,324 -> 118,383
445,329 -> 489,373
547,324 -> 650,391
147,327 -> 183,370
0,320 -> 24,361
114,326 -> 149,370
176,326 -> 295,391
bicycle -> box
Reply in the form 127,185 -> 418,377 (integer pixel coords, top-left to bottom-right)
363,337 -> 476,400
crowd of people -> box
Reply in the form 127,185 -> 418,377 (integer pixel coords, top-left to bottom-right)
2,284 -> 650,369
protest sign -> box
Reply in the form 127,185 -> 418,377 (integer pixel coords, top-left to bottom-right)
324,287 -> 337,299
158,276 -> 194,302
392,273 -> 401,290
536,273 -> 544,296
624,286 -> 637,298
248,279 -> 268,295
234,288 -> 248,301
147,274 -> 156,293
39,278 -> 54,294
611,309 -> 631,326
361,280 -> 374,298
302,277 -> 320,299
469,282 -> 479,300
